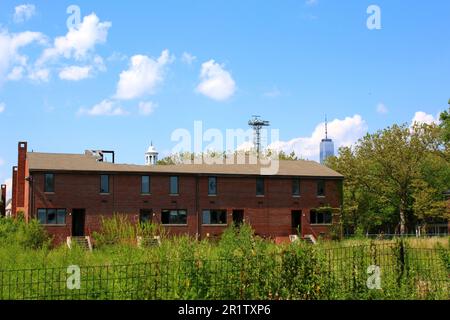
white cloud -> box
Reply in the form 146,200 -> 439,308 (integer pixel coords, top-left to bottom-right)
59,65 -> 92,81
38,13 -> 111,64
93,55 -> 106,72
14,4 -> 36,23
411,111 -> 438,125
107,52 -> 127,62
181,52 -> 196,65
78,99 -> 127,116
28,68 -> 49,82
7,66 -> 24,81
376,103 -> 388,114
0,30 -> 46,83
138,101 -> 157,115
196,60 -> 236,101
59,55 -> 106,81
268,115 -> 367,161
115,50 -> 173,100
0,102 -> 5,113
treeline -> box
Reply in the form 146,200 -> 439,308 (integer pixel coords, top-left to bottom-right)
156,149 -> 298,165
327,107 -> 450,235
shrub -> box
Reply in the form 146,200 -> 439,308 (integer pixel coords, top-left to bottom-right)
16,219 -> 51,249
0,216 -> 50,249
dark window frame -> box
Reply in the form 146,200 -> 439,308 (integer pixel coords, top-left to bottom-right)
208,176 -> 217,195
169,176 -> 179,195
141,175 -> 151,194
161,209 -> 187,225
37,208 -> 66,225
202,209 -> 227,225
310,209 -> 332,225
256,177 -> 265,196
317,180 -> 326,197
44,173 -> 55,193
292,178 -> 300,196
100,174 -> 110,194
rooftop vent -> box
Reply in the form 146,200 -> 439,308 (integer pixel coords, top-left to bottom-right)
85,150 -> 115,163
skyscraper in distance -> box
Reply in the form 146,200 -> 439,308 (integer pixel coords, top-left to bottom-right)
320,116 -> 335,164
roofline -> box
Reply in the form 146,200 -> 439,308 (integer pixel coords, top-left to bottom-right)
28,168 -> 344,179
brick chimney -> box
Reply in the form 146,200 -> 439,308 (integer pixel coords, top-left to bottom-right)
15,141 -> 28,217
0,184 -> 6,217
11,166 -> 17,217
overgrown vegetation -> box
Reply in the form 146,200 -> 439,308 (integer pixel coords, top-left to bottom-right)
0,216 -> 448,300
0,215 -> 50,250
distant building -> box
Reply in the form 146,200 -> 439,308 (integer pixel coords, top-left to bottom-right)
5,199 -> 12,217
0,184 -> 5,217
320,117 -> 335,164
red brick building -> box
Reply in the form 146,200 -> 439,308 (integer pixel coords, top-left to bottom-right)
11,141 -> 344,244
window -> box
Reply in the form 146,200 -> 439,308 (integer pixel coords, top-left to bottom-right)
161,209 -> 187,225
208,177 -> 217,195
100,175 -> 109,193
141,176 -> 150,194
256,177 -> 265,196
202,210 -> 227,225
139,209 -> 152,224
170,176 -> 179,194
292,178 -> 300,196
310,209 -> 332,225
44,173 -> 54,192
317,180 -> 326,197
37,208 -> 66,225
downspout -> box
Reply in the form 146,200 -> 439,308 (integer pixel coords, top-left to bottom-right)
196,175 -> 200,240
30,173 -> 34,220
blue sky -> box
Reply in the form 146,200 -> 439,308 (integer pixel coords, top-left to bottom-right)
0,0 -> 449,196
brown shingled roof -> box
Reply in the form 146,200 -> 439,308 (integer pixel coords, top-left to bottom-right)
27,152 -> 343,178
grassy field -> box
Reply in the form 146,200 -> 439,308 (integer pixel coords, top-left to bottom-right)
0,216 -> 448,300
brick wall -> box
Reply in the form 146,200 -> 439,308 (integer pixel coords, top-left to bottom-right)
29,171 -> 342,244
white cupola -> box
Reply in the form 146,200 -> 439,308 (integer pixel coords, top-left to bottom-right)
145,142 -> 158,165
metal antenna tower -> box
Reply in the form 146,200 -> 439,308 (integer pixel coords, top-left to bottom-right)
248,115 -> 270,156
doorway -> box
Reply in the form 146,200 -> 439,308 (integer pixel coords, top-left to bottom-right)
72,209 -> 85,236
291,210 -> 302,235
139,209 -> 153,224
232,210 -> 244,226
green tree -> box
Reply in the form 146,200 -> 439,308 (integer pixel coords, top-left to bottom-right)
328,121 -> 449,235
439,104 -> 450,143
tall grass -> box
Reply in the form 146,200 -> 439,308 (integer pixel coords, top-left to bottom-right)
0,216 -> 448,300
